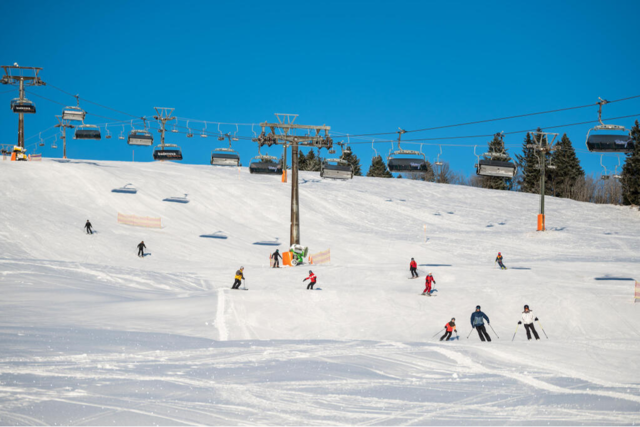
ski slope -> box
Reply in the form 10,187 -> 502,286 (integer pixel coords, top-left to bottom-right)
1,158 -> 640,425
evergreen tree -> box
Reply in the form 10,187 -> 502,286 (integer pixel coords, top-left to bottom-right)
303,149 -> 322,171
297,150 -> 308,171
341,151 -> 362,176
366,155 -> 393,178
621,120 -> 640,205
550,133 -> 584,198
516,130 -> 543,193
480,133 -> 514,190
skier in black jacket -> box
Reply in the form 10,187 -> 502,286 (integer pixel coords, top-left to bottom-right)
137,241 -> 146,258
470,305 -> 492,342
272,249 -> 282,268
84,220 -> 93,235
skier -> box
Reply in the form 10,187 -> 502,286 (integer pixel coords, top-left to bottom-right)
440,318 -> 457,341
423,272 -> 436,295
495,252 -> 506,270
303,270 -> 317,290
232,267 -> 245,289
409,258 -> 418,278
470,305 -> 492,342
84,220 -> 93,235
137,241 -> 146,258
272,249 -> 282,268
518,304 -> 540,341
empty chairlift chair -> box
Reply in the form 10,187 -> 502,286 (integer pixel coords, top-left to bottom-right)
127,129 -> 154,146
586,98 -> 634,153
321,158 -> 353,179
475,146 -> 517,178
10,98 -> 36,114
62,106 -> 86,122
387,129 -> 427,172
74,124 -> 101,140
249,155 -> 282,175
211,148 -> 240,166
153,143 -> 183,161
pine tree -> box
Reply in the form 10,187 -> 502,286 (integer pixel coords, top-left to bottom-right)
304,150 -> 322,171
341,151 -> 362,176
550,133 -> 584,198
621,120 -> 640,206
480,133 -> 513,190
516,130 -> 542,193
297,150 -> 308,171
366,155 -> 393,178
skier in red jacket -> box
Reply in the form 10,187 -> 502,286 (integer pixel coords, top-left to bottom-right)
423,272 -> 436,295
410,258 -> 418,278
303,270 -> 317,290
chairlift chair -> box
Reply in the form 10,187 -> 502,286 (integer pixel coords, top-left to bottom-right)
249,154 -> 282,175
105,124 -> 112,139
74,124 -> 101,140
321,158 -> 353,179
434,145 -> 444,166
118,125 -> 125,140
61,106 -> 86,122
153,143 -> 183,161
51,136 -> 58,149
586,98 -> 634,153
211,148 -> 240,166
474,146 -> 517,178
10,98 -> 36,114
127,129 -> 154,146
387,129 -> 427,172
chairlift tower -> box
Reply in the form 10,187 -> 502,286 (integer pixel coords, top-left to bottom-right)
260,114 -> 332,246
54,116 -> 74,159
1,65 -> 46,148
152,107 -> 176,149
527,131 -> 559,231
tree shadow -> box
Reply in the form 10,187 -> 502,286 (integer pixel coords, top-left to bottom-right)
419,264 -> 453,267
594,277 -> 635,281
253,241 -> 281,246
200,231 -> 228,239
163,194 -> 189,203
53,160 -> 107,167
510,267 -> 532,270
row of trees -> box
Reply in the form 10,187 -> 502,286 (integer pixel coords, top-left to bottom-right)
277,121 -> 640,206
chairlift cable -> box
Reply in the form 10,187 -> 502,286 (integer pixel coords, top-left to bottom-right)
46,83 -> 140,119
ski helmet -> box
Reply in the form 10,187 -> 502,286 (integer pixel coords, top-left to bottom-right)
498,252 -> 501,255
240,266 -> 244,270
309,270 -> 313,274
524,304 -> 529,310
411,257 -> 414,260
428,272 -> 432,275
476,305 -> 481,310
451,317 -> 455,321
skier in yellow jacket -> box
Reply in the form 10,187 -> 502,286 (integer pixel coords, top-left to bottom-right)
232,267 -> 245,289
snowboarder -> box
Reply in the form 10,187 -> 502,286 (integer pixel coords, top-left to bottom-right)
137,241 -> 146,258
272,249 -> 282,268
232,267 -> 245,289
410,258 -> 418,278
303,270 -> 317,290
495,252 -> 506,270
470,305 -> 492,342
440,318 -> 457,341
84,220 -> 93,235
423,272 -> 436,295
518,304 -> 540,341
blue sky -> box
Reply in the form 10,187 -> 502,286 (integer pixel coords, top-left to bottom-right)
1,0 -> 639,178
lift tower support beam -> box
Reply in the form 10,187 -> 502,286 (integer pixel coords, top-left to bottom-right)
1,65 -> 45,148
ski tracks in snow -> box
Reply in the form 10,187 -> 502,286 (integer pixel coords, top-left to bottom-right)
215,289 -> 228,341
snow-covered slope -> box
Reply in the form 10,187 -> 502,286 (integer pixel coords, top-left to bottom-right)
1,158 -> 639,425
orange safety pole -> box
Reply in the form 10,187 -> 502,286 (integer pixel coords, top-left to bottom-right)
537,214 -> 545,231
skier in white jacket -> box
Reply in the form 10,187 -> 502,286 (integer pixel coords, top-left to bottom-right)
518,305 -> 540,341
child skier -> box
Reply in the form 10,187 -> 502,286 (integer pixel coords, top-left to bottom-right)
272,249 -> 282,268
440,318 -> 457,341
495,252 -> 506,270
303,270 -> 317,290
84,220 -> 93,235
137,241 -> 146,257
470,305 -> 492,342
410,258 -> 418,278
518,304 -> 540,340
232,267 -> 245,289
423,272 -> 436,295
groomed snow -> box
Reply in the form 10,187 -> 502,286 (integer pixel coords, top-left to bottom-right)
1,158 -> 639,425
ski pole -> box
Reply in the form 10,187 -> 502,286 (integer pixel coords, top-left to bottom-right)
488,323 -> 500,339
455,331 -> 459,340
432,328 -> 445,338
466,327 -> 474,339
243,279 -> 247,291
511,323 -> 520,341
536,319 -> 548,339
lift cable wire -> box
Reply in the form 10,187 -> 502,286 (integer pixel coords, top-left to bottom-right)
332,94 -> 640,138
46,83 -> 141,119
